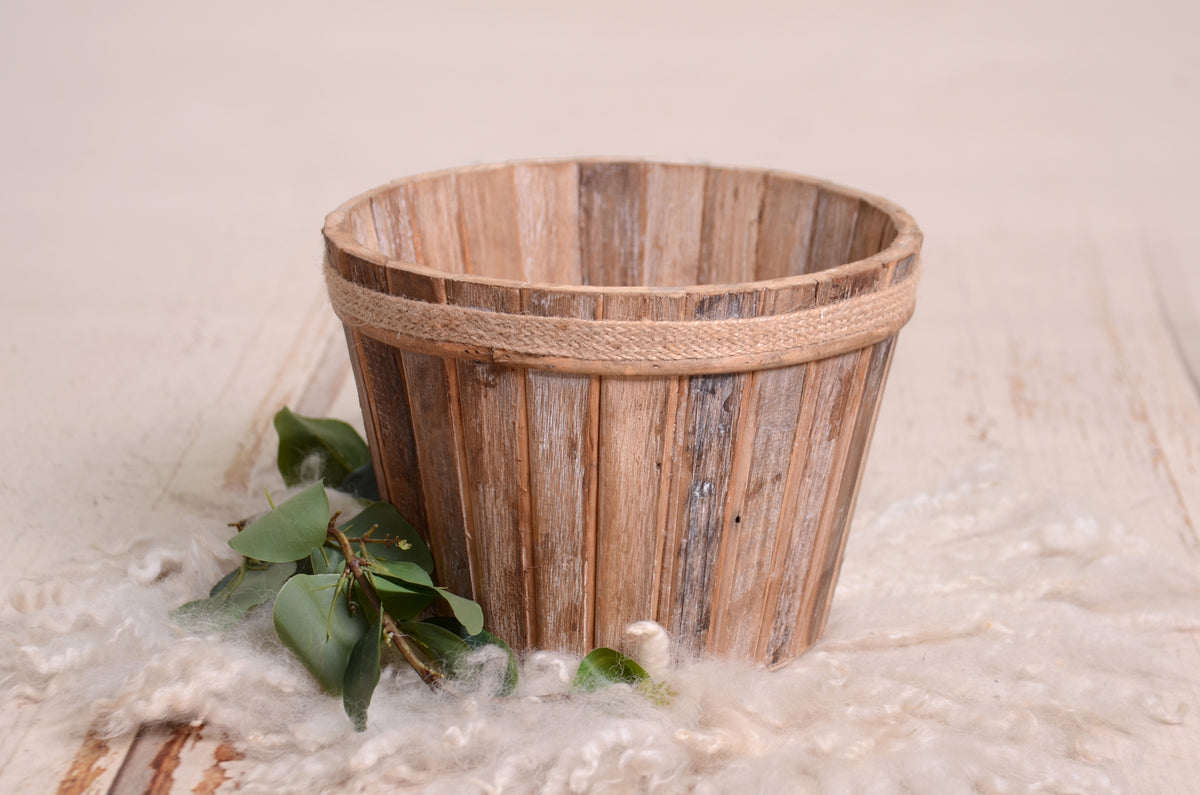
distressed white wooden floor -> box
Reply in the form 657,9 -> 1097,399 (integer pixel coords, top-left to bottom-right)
1,1 -> 1197,792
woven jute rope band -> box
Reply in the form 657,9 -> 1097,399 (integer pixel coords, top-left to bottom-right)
324,259 -> 921,375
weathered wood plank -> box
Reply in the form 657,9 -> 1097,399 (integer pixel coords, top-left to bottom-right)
578,162 -> 643,286
661,170 -> 763,652
514,161 -> 582,285
698,167 -> 765,285
457,166 -> 523,280
106,723 -> 239,795
338,246 -> 426,528
755,173 -> 820,280
370,188 -> 477,595
662,291 -> 757,653
445,279 -> 533,648
513,163 -> 594,651
707,294 -> 811,653
522,291 -> 599,653
407,174 -> 465,274
758,347 -> 866,663
806,187 -> 860,273
641,162 -> 705,286
585,162 -> 692,648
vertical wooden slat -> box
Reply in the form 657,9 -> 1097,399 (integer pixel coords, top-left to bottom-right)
514,162 -> 593,651
335,238 -> 426,529
801,258 -> 911,646
352,342 -> 426,526
585,162 -> 668,648
756,174 -> 820,280
515,161 -> 581,284
457,166 -> 523,280
758,347 -> 864,663
369,184 -> 413,260
444,278 -> 533,649
698,168 -> 765,285
661,292 -> 757,652
660,170 -> 764,652
323,235 -> 397,511
522,290 -> 599,654
578,162 -> 643,286
386,273 -> 476,597
642,163 -> 705,286
760,255 -> 888,661
806,187 -> 860,273
802,333 -> 898,646
846,199 -> 894,263
753,259 -> 887,660
344,200 -> 382,254
707,291 -> 817,653
408,174 -> 465,273
376,183 -> 476,594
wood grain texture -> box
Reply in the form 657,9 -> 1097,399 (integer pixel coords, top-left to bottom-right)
457,166 -> 523,280
758,348 -> 867,663
513,164 -> 597,650
662,295 -> 756,653
587,167 -> 682,647
407,174 -> 465,274
699,168 -> 765,285
807,187 -> 861,273
756,174 -> 820,280
659,168 -> 763,650
327,161 -> 919,657
375,190 -> 476,595
578,162 -> 644,286
523,289 -> 600,653
445,278 -> 533,648
338,247 -> 427,528
642,163 -> 705,286
707,306 -> 811,652
514,161 -> 582,284
805,332 -> 897,645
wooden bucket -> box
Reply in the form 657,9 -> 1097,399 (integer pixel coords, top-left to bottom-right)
322,159 -> 921,665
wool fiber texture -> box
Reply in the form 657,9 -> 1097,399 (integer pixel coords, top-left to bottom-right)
3,460 -> 1196,793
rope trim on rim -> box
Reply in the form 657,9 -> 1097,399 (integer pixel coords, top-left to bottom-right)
324,259 -> 920,375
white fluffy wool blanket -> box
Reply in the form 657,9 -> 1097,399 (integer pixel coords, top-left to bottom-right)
3,460 -> 1197,793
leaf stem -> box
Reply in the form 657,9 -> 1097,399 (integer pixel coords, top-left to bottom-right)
327,520 -> 444,691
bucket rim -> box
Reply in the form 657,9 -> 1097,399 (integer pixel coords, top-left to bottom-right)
322,157 -> 922,298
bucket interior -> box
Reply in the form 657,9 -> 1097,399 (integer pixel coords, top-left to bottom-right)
339,161 -> 901,289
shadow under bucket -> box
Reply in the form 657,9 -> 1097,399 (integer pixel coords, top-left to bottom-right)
322,159 -> 922,666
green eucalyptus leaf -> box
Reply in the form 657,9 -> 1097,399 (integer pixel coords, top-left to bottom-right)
338,462 -> 380,501
343,615 -> 383,732
369,576 -> 435,622
424,617 -> 519,696
571,648 -> 652,693
371,559 -> 434,587
432,588 -> 484,636
339,502 -> 434,574
229,483 -> 329,563
273,573 -> 366,695
309,543 -> 347,575
398,619 -> 472,677
172,561 -> 297,629
274,407 -> 370,487
208,565 -> 241,598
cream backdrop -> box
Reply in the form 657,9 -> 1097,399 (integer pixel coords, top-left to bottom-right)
2,2 -> 1198,792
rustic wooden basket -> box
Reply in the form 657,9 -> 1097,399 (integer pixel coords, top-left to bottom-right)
322,159 -> 921,665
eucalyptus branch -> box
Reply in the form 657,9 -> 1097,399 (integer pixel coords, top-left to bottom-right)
176,407 -> 662,731
327,519 -> 445,691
